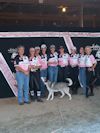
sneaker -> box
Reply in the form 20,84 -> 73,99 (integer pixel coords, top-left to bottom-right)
88,93 -> 94,96
30,96 -> 36,102
41,95 -> 46,98
24,101 -> 31,104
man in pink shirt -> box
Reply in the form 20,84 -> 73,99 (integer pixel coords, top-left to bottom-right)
14,45 -> 30,105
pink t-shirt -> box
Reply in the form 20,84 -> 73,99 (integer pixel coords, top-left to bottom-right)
14,55 -> 29,71
69,54 -> 79,67
48,52 -> 58,67
29,57 -> 37,66
29,55 -> 41,71
85,54 -> 97,67
35,55 -> 42,67
78,54 -> 86,67
58,53 -> 69,67
40,54 -> 47,70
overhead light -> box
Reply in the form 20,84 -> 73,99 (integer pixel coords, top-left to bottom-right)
58,6 -> 68,13
62,7 -> 66,13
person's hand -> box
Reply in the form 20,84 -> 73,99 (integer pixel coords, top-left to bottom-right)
24,71 -> 29,75
53,61 -> 57,64
35,65 -> 41,69
47,61 -> 51,65
92,66 -> 95,71
28,65 -> 31,69
30,65 -> 36,69
48,61 -> 57,64
88,67 -> 93,71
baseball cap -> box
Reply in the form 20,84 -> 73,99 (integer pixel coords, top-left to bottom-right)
35,46 -> 40,50
41,44 -> 47,49
50,45 -> 55,49
59,46 -> 64,49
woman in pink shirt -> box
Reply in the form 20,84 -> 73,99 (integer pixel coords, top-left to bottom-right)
40,44 -> 47,98
48,45 -> 58,84
85,46 -> 97,97
58,46 -> 70,82
69,47 -> 79,94
29,47 -> 43,102
78,47 -> 86,97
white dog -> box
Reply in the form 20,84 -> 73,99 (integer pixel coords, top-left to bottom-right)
41,77 -> 72,100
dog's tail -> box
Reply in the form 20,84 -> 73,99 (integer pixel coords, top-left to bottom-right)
66,78 -> 73,86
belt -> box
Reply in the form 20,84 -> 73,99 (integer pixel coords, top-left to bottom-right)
71,65 -> 78,68
31,68 -> 39,72
59,65 -> 68,68
86,67 -> 92,68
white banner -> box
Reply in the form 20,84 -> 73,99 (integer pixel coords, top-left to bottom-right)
0,31 -> 100,53
0,31 -> 100,96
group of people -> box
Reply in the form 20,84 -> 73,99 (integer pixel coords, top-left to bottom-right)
14,44 -> 97,105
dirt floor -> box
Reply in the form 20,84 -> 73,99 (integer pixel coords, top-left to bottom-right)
0,87 -> 100,133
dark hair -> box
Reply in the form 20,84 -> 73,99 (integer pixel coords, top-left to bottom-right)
80,47 -> 84,49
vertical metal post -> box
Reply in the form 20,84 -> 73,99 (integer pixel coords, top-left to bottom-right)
80,2 -> 84,28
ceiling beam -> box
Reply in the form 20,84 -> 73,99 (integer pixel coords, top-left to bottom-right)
0,0 -> 100,7
0,12 -> 97,21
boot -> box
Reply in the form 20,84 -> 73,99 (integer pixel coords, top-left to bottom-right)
89,85 -> 94,96
37,97 -> 43,102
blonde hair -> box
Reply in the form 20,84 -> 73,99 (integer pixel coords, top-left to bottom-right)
85,46 -> 92,53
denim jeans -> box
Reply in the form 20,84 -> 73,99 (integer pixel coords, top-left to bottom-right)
40,69 -> 47,97
16,71 -> 29,103
79,67 -> 86,95
48,66 -> 58,82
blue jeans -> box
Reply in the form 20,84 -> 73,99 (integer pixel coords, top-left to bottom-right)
40,69 -> 47,97
16,71 -> 29,103
79,67 -> 86,95
48,66 -> 58,82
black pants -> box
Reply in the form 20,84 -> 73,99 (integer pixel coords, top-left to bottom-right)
58,66 -> 70,82
29,70 -> 41,98
86,68 -> 95,96
70,66 -> 79,94
95,62 -> 100,80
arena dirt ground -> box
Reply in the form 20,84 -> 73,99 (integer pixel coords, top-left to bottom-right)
0,87 -> 100,133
